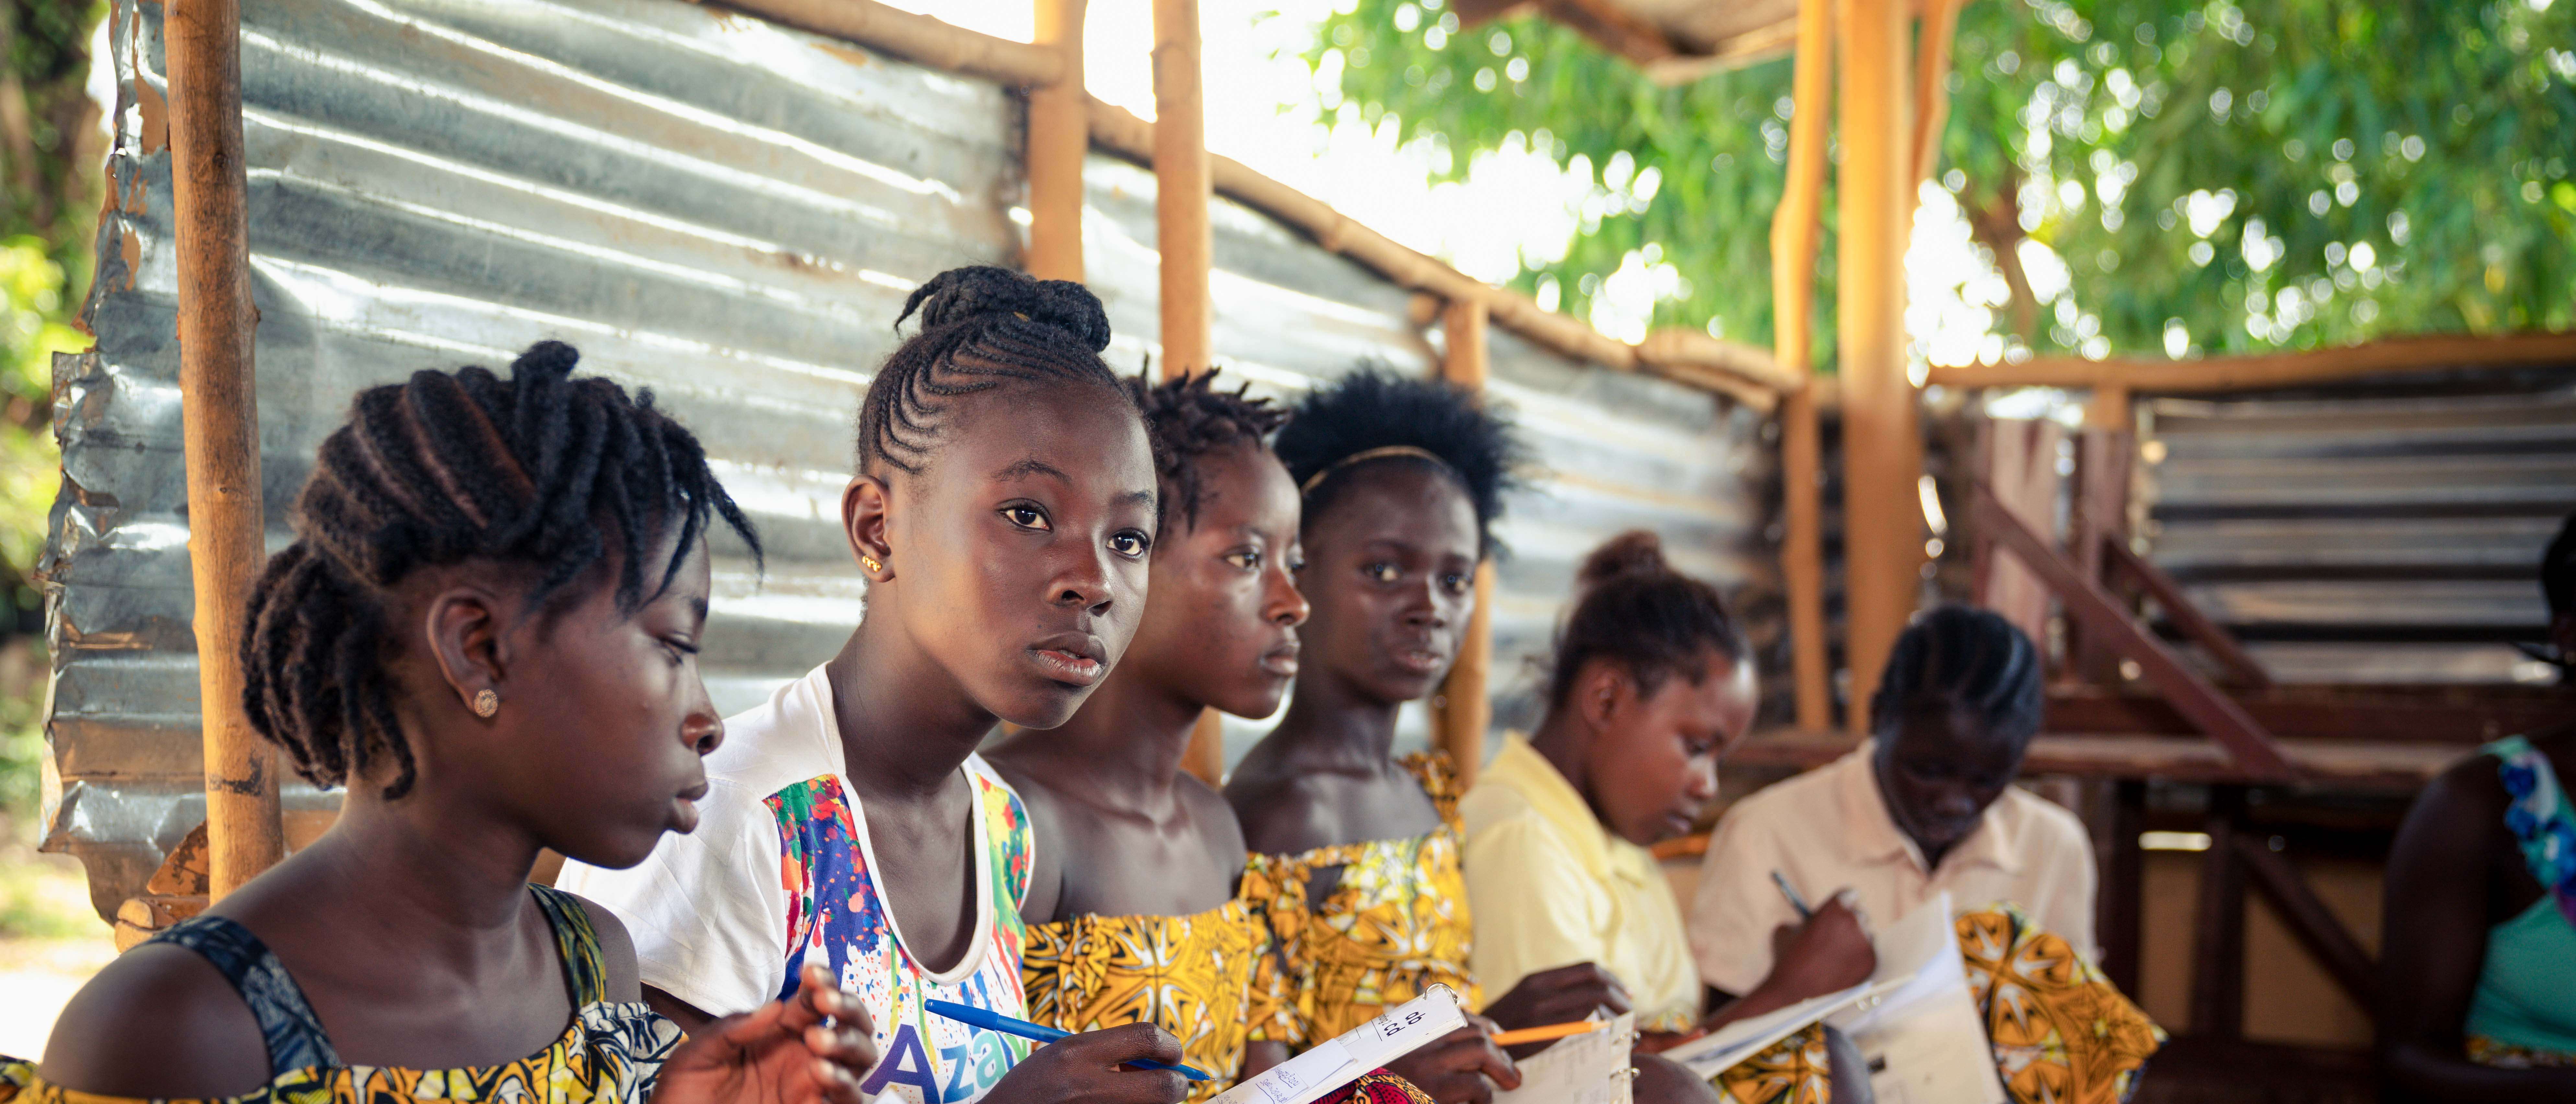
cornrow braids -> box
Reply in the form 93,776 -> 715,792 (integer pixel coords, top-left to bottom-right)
1546,531 -> 1746,712
239,341 -> 761,800
1129,368 -> 1288,538
1867,607 -> 2045,745
1272,369 -> 1528,556
856,265 -> 1130,475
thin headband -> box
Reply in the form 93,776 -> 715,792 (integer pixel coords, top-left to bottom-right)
1299,445 -> 1458,495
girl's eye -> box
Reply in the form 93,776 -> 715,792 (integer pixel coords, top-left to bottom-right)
1440,572 -> 1471,594
1110,531 -> 1150,558
1225,550 -> 1262,572
1002,505 -> 1050,531
662,638 -> 700,663
1364,562 -> 1400,583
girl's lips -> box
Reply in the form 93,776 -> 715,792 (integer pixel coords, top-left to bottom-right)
672,795 -> 702,834
1259,642 -> 1301,678
1032,647 -> 1106,685
1393,648 -> 1446,675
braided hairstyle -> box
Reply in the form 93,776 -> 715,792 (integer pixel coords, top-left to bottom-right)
1547,531 -> 1747,712
1867,607 -> 2045,746
1130,368 -> 1288,538
239,341 -> 760,799
1272,370 -> 1527,556
857,266 -> 1128,476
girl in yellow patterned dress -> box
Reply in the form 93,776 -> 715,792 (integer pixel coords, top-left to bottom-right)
988,372 -> 1309,1101
2,345 -> 876,1103
1224,373 -> 1628,1104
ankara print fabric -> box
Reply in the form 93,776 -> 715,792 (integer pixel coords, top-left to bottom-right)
769,770 -> 1036,1104
1316,1070 -> 1437,1104
1023,898 -> 1295,1100
1709,1025 -> 1832,1104
1955,905 -> 2163,1104
1243,753 -> 1481,1048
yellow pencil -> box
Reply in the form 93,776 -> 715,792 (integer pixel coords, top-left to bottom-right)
1488,1019 -> 1608,1046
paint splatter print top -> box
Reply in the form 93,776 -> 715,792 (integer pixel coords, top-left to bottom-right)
561,666 -> 1037,1104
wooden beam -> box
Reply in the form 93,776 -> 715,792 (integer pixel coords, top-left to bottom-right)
1024,0 -> 1088,281
1836,0 -> 1919,734
1083,98 -> 1796,405
715,0 -> 1066,87
2066,430 -> 2130,683
1773,0 -> 1833,731
2191,788 -> 2247,1040
2046,684 -> 2575,746
1729,728 -> 2455,788
2102,539 -> 2272,690
169,0 -> 282,899
1969,481 -> 2299,782
1907,0 -> 1964,186
1437,299 -> 1495,787
1926,330 -> 2576,393
2232,832 -> 2378,1011
2097,779 -> 2146,994
1151,0 -> 1210,379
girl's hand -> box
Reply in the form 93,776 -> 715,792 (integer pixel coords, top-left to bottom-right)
987,1022 -> 1190,1104
653,964 -> 880,1104
1381,1017 -> 1519,1104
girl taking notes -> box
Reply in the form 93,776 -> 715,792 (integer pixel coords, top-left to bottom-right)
562,268 -> 1188,1104
21,343 -> 876,1103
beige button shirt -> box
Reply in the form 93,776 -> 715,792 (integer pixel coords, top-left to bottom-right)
1460,735 -> 1705,1032
1688,742 -> 2097,996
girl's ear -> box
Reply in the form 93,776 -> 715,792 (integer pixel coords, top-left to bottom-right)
843,474 -> 895,582
1578,659 -> 1627,732
423,585 -> 509,721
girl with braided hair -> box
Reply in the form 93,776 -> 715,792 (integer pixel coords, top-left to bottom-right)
984,370 -> 1310,1099
1222,371 -> 1619,1104
560,267 -> 1191,1104
19,342 -> 880,1103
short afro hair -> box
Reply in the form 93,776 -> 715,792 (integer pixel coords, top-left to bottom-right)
1273,370 -> 1528,556
1131,369 -> 1288,538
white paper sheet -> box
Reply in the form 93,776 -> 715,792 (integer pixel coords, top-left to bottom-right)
1659,979 -> 1904,1079
1490,1013 -> 1637,1104
1210,985 -> 1471,1104
1825,892 -> 2010,1104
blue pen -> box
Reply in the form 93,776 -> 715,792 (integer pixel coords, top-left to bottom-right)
924,999 -> 1212,1082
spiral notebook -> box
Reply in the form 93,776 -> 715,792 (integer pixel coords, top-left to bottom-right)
1209,986 -> 1471,1104
1491,1012 -> 1637,1104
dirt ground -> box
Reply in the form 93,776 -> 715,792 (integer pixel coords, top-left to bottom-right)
0,817 -> 113,1061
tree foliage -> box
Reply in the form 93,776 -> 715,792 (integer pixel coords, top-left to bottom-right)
1307,0 -> 2576,366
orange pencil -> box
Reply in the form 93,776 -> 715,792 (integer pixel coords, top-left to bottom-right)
1488,1019 -> 1608,1047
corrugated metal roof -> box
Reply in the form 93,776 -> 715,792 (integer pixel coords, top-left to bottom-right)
2138,369 -> 2576,685
44,0 -> 1770,915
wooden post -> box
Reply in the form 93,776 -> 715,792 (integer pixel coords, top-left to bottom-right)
168,0 -> 281,898
1151,0 -> 1211,377
1156,0 -> 1224,784
1772,0 -> 1833,732
2097,779 -> 2146,994
1903,0 -> 1965,242
1025,0 -> 1088,281
1836,0 -> 1918,733
2191,787 -> 2248,1039
1436,299 -> 1493,785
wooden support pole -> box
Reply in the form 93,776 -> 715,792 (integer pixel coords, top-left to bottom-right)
1436,299 -> 1494,786
1151,0 -> 1211,378
1024,0 -> 1088,281
1835,0 -> 1918,733
2097,779 -> 2146,994
169,0 -> 281,898
2191,787 -> 2248,1040
2104,540 -> 2273,690
1155,0 -> 1224,784
716,0 -> 1066,87
1772,0 -> 1833,732
2232,832 -> 2378,1011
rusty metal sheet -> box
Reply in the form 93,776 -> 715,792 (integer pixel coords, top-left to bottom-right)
47,0 -> 1771,915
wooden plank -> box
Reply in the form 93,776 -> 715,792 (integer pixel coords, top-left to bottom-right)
1970,418 -> 2062,649
1727,728 -> 2450,787
2066,431 -> 2130,683
169,0 -> 283,898
1151,0 -> 1211,378
1970,482 -> 2299,782
2103,539 -> 2273,690
717,0 -> 1066,87
1436,299 -> 1494,787
2097,779 -> 2146,994
2046,684 -> 2572,745
1023,0 -> 1088,281
1772,0 -> 1833,731
1925,331 -> 2576,394
2232,832 -> 2378,1011
2190,787 -> 2247,1040
1836,0 -> 1919,734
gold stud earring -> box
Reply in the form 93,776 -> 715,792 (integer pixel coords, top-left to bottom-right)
861,554 -> 883,574
472,689 -> 500,718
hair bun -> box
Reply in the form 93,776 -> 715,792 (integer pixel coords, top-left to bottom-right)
900,265 -> 1112,353
1577,529 -> 1670,590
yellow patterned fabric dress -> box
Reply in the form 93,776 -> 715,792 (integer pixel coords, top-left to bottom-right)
1023,897 -> 1297,1101
1706,905 -> 2161,1104
1243,753 -> 1481,1048
0,885 -> 681,1104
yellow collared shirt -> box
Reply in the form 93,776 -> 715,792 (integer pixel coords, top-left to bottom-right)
1457,734 -> 1704,1032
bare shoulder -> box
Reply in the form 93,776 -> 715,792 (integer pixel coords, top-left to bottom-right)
563,890 -> 643,1002
1223,769 -> 1343,857
38,940 -> 272,1098
980,748 -> 1072,922
2392,750 -> 2511,862
1179,772 -> 1250,869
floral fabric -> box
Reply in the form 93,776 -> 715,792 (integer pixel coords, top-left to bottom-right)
1023,898 -> 1295,1101
1242,753 -> 1480,1048
1956,905 -> 2163,1104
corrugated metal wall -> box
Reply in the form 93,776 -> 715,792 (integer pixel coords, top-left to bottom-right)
2137,366 -> 2576,684
44,0 -> 1772,915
